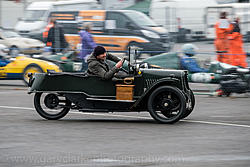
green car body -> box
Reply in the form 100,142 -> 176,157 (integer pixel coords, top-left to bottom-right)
38,51 -> 82,72
39,51 -> 233,83
28,53 -> 195,124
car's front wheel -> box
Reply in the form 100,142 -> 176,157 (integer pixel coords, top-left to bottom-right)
23,64 -> 43,85
148,86 -> 186,123
34,93 -> 71,120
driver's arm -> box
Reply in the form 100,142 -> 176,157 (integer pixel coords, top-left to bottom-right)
88,62 -> 119,80
106,52 -> 121,63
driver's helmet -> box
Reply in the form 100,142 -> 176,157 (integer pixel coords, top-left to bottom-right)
182,43 -> 198,56
43,46 -> 51,52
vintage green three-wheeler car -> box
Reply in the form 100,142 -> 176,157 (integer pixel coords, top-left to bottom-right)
28,50 -> 195,123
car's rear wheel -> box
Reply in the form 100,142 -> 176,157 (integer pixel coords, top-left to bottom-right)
23,64 -> 43,85
148,86 -> 186,123
34,93 -> 71,120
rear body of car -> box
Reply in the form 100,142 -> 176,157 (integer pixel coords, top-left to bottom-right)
0,56 -> 61,84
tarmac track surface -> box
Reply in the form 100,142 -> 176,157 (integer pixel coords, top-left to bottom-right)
0,82 -> 250,167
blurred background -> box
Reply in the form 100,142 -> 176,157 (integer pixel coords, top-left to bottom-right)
1,0 -> 250,50
0,0 -> 250,53
0,0 -> 250,86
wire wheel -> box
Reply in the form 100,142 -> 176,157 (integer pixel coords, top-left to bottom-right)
148,86 -> 186,123
34,93 -> 71,120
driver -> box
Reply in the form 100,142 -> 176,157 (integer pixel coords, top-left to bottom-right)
87,46 -> 124,80
0,45 -> 10,67
180,43 -> 209,73
0,56 -> 10,67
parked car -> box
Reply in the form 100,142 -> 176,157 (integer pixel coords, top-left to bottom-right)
28,50 -> 195,123
0,54 -> 61,85
0,28 -> 45,56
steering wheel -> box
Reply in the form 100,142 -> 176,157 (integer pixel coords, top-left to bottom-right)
119,58 -> 129,74
120,67 -> 129,74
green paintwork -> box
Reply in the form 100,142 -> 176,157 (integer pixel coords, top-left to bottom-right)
140,52 -> 250,84
39,51 -> 230,84
142,52 -> 180,70
29,68 -> 188,98
39,51 -> 82,72
30,73 -> 117,96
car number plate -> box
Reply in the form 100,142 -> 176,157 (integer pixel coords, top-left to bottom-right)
73,62 -> 82,71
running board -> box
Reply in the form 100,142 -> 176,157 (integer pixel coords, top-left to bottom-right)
86,97 -> 136,103
79,108 -> 110,112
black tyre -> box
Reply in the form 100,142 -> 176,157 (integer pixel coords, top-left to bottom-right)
225,92 -> 231,97
23,64 -> 43,85
181,90 -> 195,119
148,86 -> 186,123
34,93 -> 71,120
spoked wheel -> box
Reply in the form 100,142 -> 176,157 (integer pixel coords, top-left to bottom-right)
148,86 -> 186,124
34,93 -> 71,120
181,90 -> 195,119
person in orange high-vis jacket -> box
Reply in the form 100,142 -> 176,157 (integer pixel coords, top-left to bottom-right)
228,17 -> 248,68
214,12 -> 233,64
43,18 -> 55,46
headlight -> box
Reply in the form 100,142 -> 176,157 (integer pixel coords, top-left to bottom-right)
48,62 -> 57,66
141,30 -> 160,39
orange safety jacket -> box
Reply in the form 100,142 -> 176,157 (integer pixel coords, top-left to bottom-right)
43,23 -> 54,46
214,21 -> 233,64
228,32 -> 247,68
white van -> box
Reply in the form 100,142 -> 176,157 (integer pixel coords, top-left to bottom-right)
149,0 -> 218,42
14,0 -> 100,41
205,3 -> 250,41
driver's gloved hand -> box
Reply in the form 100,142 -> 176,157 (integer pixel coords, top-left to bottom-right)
115,60 -> 124,68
